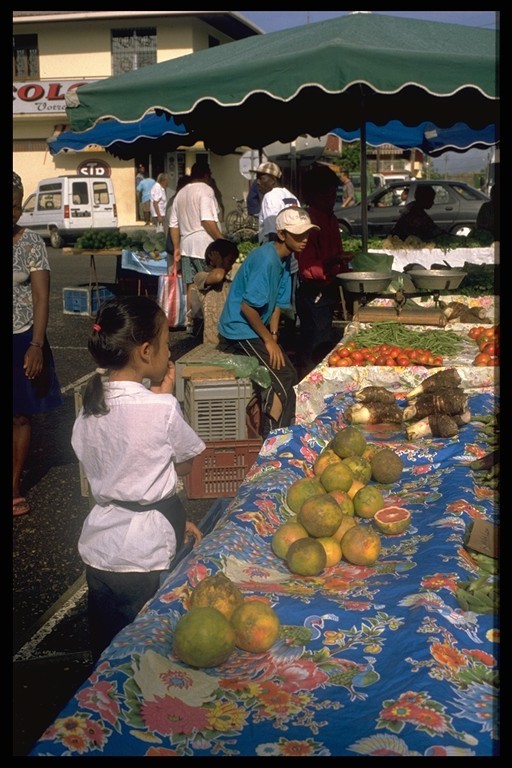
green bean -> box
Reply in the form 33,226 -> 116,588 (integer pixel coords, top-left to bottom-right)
350,323 -> 464,354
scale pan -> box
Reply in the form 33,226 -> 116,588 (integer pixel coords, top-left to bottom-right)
408,269 -> 467,291
337,272 -> 394,293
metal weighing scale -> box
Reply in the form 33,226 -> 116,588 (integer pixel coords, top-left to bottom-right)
337,270 -> 467,327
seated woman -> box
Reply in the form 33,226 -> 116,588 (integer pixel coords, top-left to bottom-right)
390,185 -> 445,242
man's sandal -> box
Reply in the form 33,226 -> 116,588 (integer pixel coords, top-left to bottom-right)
13,497 -> 30,517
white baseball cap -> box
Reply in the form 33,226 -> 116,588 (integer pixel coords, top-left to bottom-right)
276,206 -> 320,235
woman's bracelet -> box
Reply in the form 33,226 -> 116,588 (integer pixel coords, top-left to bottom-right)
29,341 -> 43,348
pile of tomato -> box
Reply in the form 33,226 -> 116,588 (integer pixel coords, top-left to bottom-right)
468,325 -> 500,366
328,342 -> 444,368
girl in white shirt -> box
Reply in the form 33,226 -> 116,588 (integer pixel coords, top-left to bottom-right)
72,295 -> 205,661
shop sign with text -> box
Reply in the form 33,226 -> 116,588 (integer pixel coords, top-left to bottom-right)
13,79 -> 96,115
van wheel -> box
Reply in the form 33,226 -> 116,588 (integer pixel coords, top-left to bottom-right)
50,230 -> 63,248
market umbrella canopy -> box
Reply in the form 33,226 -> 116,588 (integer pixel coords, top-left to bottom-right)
49,115 -> 497,161
47,113 -> 197,160
65,12 -> 498,155
329,121 -> 498,157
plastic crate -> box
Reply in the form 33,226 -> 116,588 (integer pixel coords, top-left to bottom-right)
184,377 -> 255,441
175,344 -> 242,402
184,439 -> 262,499
63,285 -> 115,316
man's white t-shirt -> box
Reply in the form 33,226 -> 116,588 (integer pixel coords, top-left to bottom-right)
169,182 -> 220,259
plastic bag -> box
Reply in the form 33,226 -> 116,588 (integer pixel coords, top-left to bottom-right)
351,252 -> 394,272
155,223 -> 164,234
206,355 -> 271,389
157,267 -> 186,328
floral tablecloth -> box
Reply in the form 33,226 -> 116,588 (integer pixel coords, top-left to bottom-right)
30,390 -> 499,757
296,296 -> 498,423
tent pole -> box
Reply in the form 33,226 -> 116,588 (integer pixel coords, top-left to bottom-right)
360,121 -> 368,253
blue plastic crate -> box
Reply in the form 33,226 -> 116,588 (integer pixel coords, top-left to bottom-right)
63,285 -> 114,316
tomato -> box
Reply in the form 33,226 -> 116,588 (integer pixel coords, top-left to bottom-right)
335,356 -> 351,366
481,341 -> 497,357
338,346 -> 352,358
388,346 -> 401,359
365,353 -> 377,365
473,352 -> 491,366
385,357 -> 397,366
375,355 -> 388,366
468,326 -> 486,340
328,353 -> 339,366
488,356 -> 499,366
396,355 -> 411,366
378,344 -> 390,355
351,350 -> 365,364
416,353 -> 430,365
432,356 -> 443,366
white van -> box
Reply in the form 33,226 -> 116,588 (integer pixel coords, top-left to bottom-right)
19,175 -> 118,248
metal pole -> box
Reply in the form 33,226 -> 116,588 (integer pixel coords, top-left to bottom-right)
360,121 -> 368,253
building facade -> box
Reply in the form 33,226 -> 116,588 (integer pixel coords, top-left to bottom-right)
13,11 -> 262,225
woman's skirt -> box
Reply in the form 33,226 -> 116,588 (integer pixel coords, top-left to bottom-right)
13,328 -> 63,415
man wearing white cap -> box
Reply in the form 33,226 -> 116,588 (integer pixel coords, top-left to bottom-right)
218,206 -> 319,439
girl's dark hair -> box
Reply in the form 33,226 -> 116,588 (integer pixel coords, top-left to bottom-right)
82,296 -> 165,416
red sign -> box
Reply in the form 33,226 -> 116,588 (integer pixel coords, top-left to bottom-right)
13,79 -> 95,115
77,159 -> 111,177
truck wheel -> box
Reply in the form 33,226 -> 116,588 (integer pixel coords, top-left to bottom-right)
50,230 -> 63,248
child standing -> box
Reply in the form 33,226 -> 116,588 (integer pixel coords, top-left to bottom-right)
72,296 -> 205,661
190,238 -> 239,345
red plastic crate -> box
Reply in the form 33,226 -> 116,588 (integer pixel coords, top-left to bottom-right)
184,439 -> 262,499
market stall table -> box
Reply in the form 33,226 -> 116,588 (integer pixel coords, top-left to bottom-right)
297,295 -> 498,423
369,246 -> 497,272
29,387 -> 498,757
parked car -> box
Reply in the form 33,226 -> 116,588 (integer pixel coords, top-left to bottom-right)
334,179 -> 489,238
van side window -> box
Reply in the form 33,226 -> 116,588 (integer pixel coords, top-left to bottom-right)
72,182 -> 89,205
38,193 -> 61,211
93,181 -> 110,205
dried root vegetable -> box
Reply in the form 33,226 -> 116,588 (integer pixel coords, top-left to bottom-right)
439,301 -> 488,322
403,388 -> 468,421
406,414 -> 460,439
453,409 -> 472,426
406,368 -> 462,400
345,402 -> 403,425
354,386 -> 396,405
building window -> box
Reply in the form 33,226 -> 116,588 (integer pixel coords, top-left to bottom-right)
112,28 -> 157,75
13,34 -> 39,80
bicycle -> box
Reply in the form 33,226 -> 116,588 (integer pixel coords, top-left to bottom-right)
225,196 -> 259,239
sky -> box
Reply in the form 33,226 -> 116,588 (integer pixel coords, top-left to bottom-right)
236,11 -> 499,174
237,11 -> 498,34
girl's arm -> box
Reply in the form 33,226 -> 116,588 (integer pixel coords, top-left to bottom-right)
150,362 -> 175,394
